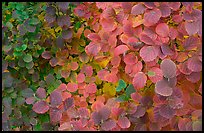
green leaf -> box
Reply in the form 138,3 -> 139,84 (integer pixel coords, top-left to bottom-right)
116,94 -> 129,102
147,71 -> 156,77
116,79 -> 127,92
29,17 -> 40,25
33,123 -> 42,131
21,44 -> 27,51
125,84 -> 136,97
74,21 -> 81,31
16,3 -> 25,10
39,114 -> 50,123
25,61 -> 34,69
23,54 -> 33,63
13,51 -> 23,57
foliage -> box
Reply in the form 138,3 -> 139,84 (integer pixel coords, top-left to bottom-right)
2,2 -> 202,131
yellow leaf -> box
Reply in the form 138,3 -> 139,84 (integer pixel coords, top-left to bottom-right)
47,28 -> 56,38
55,26 -> 62,33
103,83 -> 116,96
184,35 -> 189,39
97,57 -> 111,68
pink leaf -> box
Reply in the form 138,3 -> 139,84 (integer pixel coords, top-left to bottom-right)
42,51 -> 52,59
132,72 -> 147,90
36,87 -> 46,99
155,23 -> 169,37
123,52 -> 138,65
67,83 -> 78,92
144,8 -> 162,26
155,79 -> 173,97
50,90 -> 63,107
114,45 -> 129,56
148,67 -> 163,83
85,83 -> 97,94
77,73 -> 85,83
140,46 -> 158,62
187,57 -> 202,72
131,3 -> 146,15
32,100 -> 49,114
118,117 -> 131,128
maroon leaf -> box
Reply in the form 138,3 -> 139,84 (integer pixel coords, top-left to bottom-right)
36,87 -> 46,99
50,90 -> 62,107
159,104 -> 175,119
50,107 -> 62,123
63,97 -> 74,111
101,119 -> 116,131
32,100 -> 49,114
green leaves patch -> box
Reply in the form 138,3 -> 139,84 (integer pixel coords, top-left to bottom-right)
23,54 -> 33,63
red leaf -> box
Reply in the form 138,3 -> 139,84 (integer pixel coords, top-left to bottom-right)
183,36 -> 199,51
160,59 -> 177,78
139,33 -> 155,45
103,7 -> 116,19
114,45 -> 129,56
155,23 -> 169,37
63,97 -> 74,111
132,72 -> 147,90
118,117 -> 131,128
155,79 -> 173,97
32,100 -> 49,114
87,33 -> 101,42
168,2 -> 181,11
140,46 -> 158,62
169,27 -> 178,40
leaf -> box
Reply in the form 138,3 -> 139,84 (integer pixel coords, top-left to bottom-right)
155,79 -> 173,97
147,71 -> 156,77
160,59 -> 176,78
36,87 -> 47,99
140,46 -> 158,62
70,62 -> 79,71
23,54 -> 33,63
158,3 -> 171,17
21,88 -> 34,98
85,83 -> 97,94
67,82 -> 78,92
29,17 -> 40,25
103,83 -> 116,96
192,120 -> 202,131
132,72 -> 147,90
62,30 -> 73,40
114,45 -> 129,56
125,84 -> 136,98
143,8 -> 162,26
32,100 -> 49,114
124,52 -> 138,65
50,107 -> 62,123
187,57 -> 202,72
116,79 -> 127,92
101,119 -> 116,131
116,94 -> 129,102
155,23 -> 169,37
50,90 -> 62,107
131,3 -> 146,15
159,104 -> 175,119
63,97 -> 74,111
148,67 -> 163,83
85,42 -> 101,56
185,21 -> 199,36
77,73 -> 85,83
42,51 -> 52,59
118,117 -> 131,128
